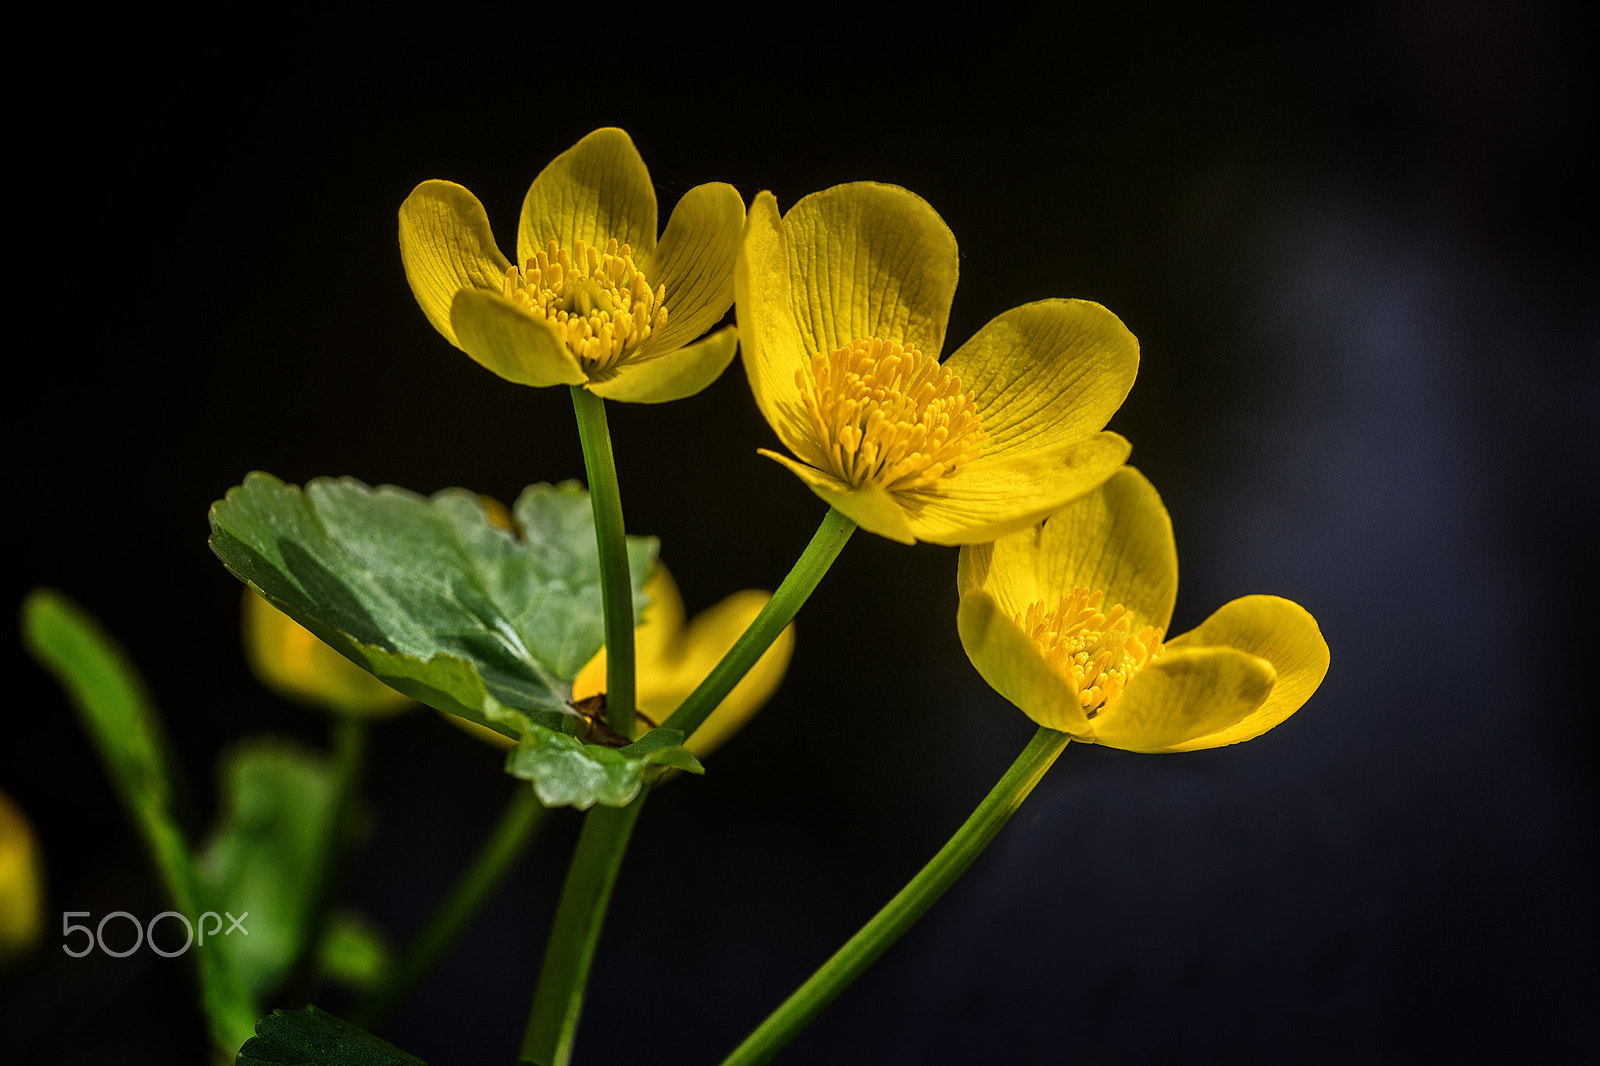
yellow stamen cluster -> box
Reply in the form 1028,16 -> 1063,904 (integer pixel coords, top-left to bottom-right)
797,338 -> 986,492
503,238 -> 667,376
1018,587 -> 1163,716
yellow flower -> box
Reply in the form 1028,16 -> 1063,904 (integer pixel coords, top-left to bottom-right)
736,182 -> 1138,544
957,467 -> 1329,752
400,127 -> 745,402
450,565 -> 793,759
242,590 -> 412,717
0,789 -> 44,965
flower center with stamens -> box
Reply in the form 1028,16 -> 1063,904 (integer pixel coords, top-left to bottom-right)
1018,587 -> 1164,717
502,238 -> 668,377
797,338 -> 986,492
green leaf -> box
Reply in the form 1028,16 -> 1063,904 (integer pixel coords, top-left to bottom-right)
503,725 -> 703,810
196,738 -> 345,1002
236,1005 -> 425,1065
20,589 -> 259,1051
208,474 -> 699,808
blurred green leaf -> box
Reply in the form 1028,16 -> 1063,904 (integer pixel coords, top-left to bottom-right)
236,1005 -> 425,1065
21,590 -> 258,1050
196,739 -> 345,1002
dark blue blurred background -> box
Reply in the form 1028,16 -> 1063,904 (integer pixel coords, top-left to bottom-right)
6,5 -> 1595,1063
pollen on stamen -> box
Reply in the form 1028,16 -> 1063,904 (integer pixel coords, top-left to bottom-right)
796,338 -> 986,492
501,238 -> 668,376
1018,587 -> 1163,716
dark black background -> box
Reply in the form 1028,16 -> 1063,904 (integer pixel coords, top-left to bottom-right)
5,5 -> 1596,1063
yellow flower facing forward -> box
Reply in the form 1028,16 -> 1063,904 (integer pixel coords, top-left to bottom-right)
242,590 -> 412,717
957,467 -> 1329,752
450,565 -> 794,759
736,182 -> 1139,544
400,128 -> 745,402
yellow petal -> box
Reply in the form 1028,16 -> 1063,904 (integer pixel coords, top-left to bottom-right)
780,182 -> 959,359
517,128 -> 657,268
398,180 -> 512,349
757,451 -> 917,544
242,590 -> 412,717
588,326 -> 739,404
665,591 -> 795,759
1,790 -> 45,962
637,182 -> 744,357
1160,595 -> 1330,751
896,431 -> 1131,546
956,589 -> 1092,735
573,565 -> 685,703
1089,645 -> 1276,753
943,299 -> 1139,458
574,567 -> 793,759
449,289 -> 587,387
959,466 -> 1177,631
737,191 -> 826,462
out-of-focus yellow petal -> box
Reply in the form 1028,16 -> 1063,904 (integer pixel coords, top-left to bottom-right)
1160,595 -> 1330,751
517,127 -> 657,269
587,326 -> 739,404
637,182 -> 744,357
1090,645 -> 1276,752
449,289 -> 587,387
574,567 -> 792,758
661,590 -> 794,759
757,451 -> 917,543
897,432 -> 1132,546
737,191 -> 826,463
943,299 -> 1139,458
956,590 -> 1091,735
242,590 -> 412,717
399,180 -> 513,349
0,790 -> 45,965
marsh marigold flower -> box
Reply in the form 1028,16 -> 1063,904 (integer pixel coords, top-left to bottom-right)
736,182 -> 1138,544
242,590 -> 412,717
957,468 -> 1328,751
400,128 -> 745,401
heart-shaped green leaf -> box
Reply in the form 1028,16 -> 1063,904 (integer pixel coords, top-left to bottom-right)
209,473 -> 693,807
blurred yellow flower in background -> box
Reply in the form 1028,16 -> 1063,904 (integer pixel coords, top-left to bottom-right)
242,591 -> 412,717
400,127 -> 745,402
957,467 -> 1328,752
451,565 -> 793,759
0,789 -> 44,966
736,182 -> 1137,544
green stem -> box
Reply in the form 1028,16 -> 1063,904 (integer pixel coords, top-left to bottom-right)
350,787 -> 548,1029
662,507 -> 856,741
570,385 -> 635,740
283,714 -> 368,1005
718,727 -> 1071,1066
520,789 -> 650,1066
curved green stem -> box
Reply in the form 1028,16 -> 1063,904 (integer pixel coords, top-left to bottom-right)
662,507 -> 855,740
570,385 -> 635,740
351,787 -> 548,1029
521,789 -> 649,1066
718,727 -> 1071,1066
